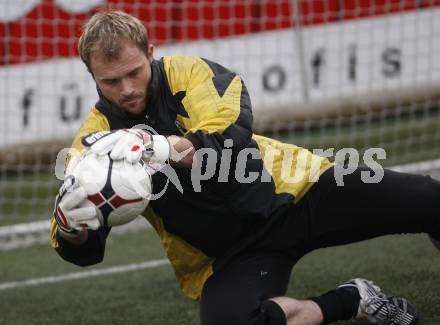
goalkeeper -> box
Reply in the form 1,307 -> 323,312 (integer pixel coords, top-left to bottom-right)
51,10 -> 440,325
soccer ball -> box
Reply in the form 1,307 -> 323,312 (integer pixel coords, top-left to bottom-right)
71,153 -> 152,227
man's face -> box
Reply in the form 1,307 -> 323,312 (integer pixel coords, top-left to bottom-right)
90,38 -> 153,115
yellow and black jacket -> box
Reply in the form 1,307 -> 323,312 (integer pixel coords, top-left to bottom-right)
50,55 -> 333,300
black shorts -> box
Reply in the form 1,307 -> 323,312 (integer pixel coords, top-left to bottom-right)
200,166 -> 440,325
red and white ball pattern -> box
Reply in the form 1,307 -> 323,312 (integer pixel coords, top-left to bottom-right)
72,153 -> 151,227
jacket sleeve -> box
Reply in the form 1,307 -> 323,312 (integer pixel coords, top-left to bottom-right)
163,56 -> 255,194
50,107 -> 111,267
51,218 -> 111,266
163,56 -> 253,154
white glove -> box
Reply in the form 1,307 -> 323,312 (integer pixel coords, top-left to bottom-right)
53,175 -> 100,236
82,129 -> 170,164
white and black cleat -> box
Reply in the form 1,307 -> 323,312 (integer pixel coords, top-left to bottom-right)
338,278 -> 419,325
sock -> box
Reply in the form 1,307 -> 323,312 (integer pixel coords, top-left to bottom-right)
309,286 -> 361,324
257,300 -> 287,325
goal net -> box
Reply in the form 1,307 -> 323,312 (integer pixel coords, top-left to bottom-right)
1,0 -> 440,247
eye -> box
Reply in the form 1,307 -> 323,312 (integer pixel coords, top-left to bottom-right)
128,69 -> 140,78
103,79 -> 118,86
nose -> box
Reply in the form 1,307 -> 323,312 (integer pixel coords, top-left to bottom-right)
120,78 -> 134,97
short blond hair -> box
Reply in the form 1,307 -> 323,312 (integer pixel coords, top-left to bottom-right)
78,11 -> 149,72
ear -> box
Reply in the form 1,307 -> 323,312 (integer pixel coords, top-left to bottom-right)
147,44 -> 154,63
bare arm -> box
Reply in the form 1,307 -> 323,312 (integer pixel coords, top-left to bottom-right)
167,135 -> 196,169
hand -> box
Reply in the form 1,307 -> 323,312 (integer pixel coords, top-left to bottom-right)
53,175 -> 99,237
82,129 -> 170,164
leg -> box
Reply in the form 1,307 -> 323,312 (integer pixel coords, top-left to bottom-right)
302,166 -> 440,251
315,278 -> 419,325
201,251 -> 372,325
267,297 -> 323,325
200,252 -> 293,325
200,251 -> 416,324
268,278 -> 418,325
200,252 -> 326,325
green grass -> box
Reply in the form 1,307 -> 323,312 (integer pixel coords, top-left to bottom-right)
0,229 -> 439,324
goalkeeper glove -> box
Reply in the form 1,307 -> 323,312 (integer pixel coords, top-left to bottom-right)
53,175 -> 99,237
82,129 -> 170,164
